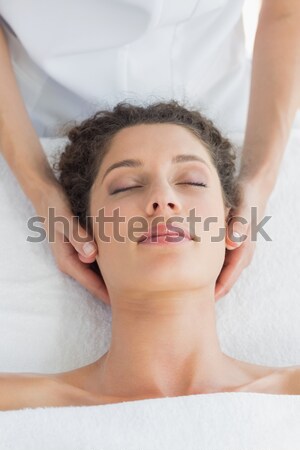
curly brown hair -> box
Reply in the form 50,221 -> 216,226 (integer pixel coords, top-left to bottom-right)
52,100 -> 241,274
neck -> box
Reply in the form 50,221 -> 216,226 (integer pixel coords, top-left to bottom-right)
90,286 -> 237,399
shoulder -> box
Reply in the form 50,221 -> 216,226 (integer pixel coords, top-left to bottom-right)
0,372 -> 67,411
234,361 -> 300,395
282,365 -> 300,395
253,365 -> 300,395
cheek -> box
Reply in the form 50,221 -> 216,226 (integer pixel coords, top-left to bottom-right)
92,203 -> 132,243
96,237 -> 130,290
189,200 -> 226,280
188,195 -> 226,243
94,203 -> 136,263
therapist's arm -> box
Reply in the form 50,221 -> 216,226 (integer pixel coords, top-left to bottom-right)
0,25 -> 56,204
215,0 -> 300,300
0,25 -> 109,303
239,0 -> 300,191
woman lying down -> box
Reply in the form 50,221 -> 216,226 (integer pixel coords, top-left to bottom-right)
1,100 -> 299,411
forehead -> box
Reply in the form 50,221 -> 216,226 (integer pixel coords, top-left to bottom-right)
100,123 -> 213,170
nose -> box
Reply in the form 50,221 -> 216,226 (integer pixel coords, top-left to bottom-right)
144,181 -> 182,217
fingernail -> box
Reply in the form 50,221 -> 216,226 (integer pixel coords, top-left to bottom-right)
83,242 -> 96,256
232,231 -> 242,240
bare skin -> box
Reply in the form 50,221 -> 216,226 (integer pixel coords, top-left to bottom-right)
1,123 -> 299,412
1,359 -> 299,412
48,357 -> 300,406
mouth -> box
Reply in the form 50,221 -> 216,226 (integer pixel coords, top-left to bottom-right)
138,227 -> 193,244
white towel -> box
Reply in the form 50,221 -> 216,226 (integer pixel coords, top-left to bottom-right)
0,391 -> 299,450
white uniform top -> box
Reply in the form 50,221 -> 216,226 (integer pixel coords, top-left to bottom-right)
1,0 -> 299,138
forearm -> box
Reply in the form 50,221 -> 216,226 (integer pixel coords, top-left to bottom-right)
240,8 -> 300,193
0,26 -> 56,204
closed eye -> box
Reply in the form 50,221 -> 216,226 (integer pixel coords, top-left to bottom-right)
111,182 -> 207,195
178,182 -> 207,188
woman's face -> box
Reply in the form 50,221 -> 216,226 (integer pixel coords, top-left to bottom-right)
90,123 -> 230,298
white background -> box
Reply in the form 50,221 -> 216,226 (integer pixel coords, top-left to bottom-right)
242,0 -> 261,57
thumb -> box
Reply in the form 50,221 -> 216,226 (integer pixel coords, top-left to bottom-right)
226,208 -> 250,249
66,215 -> 98,260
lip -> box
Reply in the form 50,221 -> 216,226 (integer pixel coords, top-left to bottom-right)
138,223 -> 193,244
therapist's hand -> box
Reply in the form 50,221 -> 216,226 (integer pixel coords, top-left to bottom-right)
214,178 -> 271,302
32,180 -> 110,305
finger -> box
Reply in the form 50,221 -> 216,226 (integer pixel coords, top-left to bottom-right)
50,232 -> 109,303
226,209 -> 250,250
62,214 -> 98,260
215,265 -> 237,301
65,254 -> 110,303
226,214 -> 249,249
215,247 -> 245,300
226,235 -> 243,251
78,252 -> 98,264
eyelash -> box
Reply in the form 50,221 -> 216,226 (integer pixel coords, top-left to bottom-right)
111,182 -> 207,195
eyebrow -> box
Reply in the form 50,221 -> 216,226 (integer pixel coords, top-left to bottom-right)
101,154 -> 212,183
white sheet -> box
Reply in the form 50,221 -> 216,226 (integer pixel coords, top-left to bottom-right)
0,131 -> 300,375
0,392 -> 299,450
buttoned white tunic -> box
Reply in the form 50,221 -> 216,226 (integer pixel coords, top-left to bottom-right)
2,0 -> 297,137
